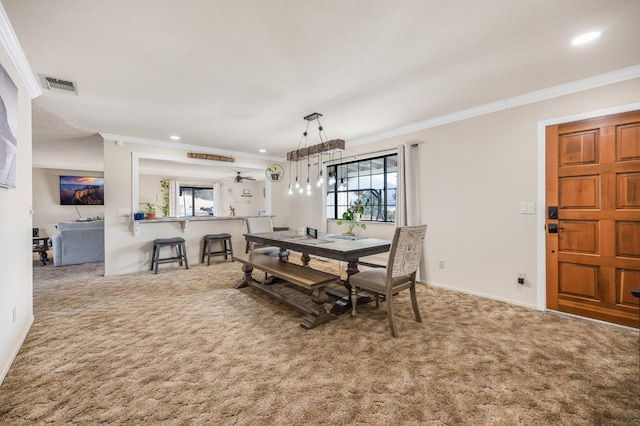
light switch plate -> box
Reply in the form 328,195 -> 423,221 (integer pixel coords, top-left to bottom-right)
520,202 -> 535,214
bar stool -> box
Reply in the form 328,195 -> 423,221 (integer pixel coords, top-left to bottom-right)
151,237 -> 189,274
201,233 -> 234,265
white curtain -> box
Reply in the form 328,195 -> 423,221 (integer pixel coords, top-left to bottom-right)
213,183 -> 222,217
169,180 -> 180,217
396,143 -> 421,226
396,142 -> 426,280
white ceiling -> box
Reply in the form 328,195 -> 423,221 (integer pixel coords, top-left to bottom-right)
3,0 -> 640,165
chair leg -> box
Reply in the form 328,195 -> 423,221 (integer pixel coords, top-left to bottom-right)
176,244 -> 183,266
227,238 -> 234,260
154,245 -> 160,274
410,284 -> 422,323
150,244 -> 156,271
207,240 -> 212,266
350,286 -> 358,317
182,242 -> 189,269
386,296 -> 399,337
201,240 -> 206,263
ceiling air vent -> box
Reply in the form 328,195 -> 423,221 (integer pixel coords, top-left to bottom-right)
39,74 -> 78,95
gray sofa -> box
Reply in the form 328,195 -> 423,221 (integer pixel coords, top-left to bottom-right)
51,220 -> 105,266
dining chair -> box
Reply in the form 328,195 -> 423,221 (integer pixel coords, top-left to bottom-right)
349,224 -> 427,337
245,216 -> 281,257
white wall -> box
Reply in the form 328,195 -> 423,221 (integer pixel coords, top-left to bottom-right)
32,168 -> 105,237
273,77 -> 640,310
0,37 -> 35,383
219,180 -> 265,217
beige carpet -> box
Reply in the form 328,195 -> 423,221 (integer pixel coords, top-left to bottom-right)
0,253 -> 638,425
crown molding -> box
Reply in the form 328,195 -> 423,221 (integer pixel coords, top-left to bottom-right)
0,3 -> 41,99
100,133 -> 285,162
348,64 -> 640,148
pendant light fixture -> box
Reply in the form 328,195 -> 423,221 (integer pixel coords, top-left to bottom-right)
287,113 -> 344,196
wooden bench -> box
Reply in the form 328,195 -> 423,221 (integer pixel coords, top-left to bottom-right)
232,252 -> 340,329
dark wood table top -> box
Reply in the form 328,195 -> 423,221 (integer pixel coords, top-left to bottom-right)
243,230 -> 391,262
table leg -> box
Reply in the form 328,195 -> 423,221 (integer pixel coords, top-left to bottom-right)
329,260 -> 371,315
38,250 -> 47,266
301,287 -> 335,329
234,263 -> 253,289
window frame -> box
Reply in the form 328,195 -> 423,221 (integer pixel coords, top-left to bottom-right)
179,185 -> 214,217
326,153 -> 397,223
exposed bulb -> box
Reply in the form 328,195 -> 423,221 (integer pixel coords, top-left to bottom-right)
306,180 -> 311,191
294,178 -> 300,189
306,188 -> 311,196
287,184 -> 293,195
328,175 -> 336,185
299,186 -> 304,194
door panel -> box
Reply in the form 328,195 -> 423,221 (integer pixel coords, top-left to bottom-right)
559,131 -> 598,165
616,173 -> 640,208
617,123 -> 640,161
616,222 -> 640,257
558,220 -> 598,253
558,263 -> 599,299
618,269 -> 640,306
558,176 -> 599,208
547,110 -> 640,328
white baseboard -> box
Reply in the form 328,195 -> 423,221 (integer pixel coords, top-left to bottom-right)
425,280 -> 538,311
0,315 -> 34,386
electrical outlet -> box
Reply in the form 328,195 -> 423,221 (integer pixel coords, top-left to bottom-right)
518,272 -> 526,285
12,307 -> 16,323
438,260 -> 445,269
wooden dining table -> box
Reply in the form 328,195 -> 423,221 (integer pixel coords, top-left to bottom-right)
243,229 -> 391,315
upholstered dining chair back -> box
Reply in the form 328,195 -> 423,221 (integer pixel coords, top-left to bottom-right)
386,224 -> 428,280
246,217 -> 274,234
350,224 -> 427,337
245,216 -> 281,256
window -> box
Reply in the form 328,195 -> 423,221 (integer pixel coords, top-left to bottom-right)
179,186 -> 214,217
326,153 -> 397,222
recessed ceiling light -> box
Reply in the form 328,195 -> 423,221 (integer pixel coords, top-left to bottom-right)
259,149 -> 266,153
571,31 -> 603,46
170,135 -> 180,140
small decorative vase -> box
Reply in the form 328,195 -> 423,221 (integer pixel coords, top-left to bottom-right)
133,212 -> 145,220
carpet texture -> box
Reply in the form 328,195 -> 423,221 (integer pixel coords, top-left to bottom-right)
0,254 -> 639,425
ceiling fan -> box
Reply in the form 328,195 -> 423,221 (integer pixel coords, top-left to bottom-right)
234,171 -> 256,183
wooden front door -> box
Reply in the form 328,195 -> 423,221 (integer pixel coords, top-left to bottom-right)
546,110 -> 640,328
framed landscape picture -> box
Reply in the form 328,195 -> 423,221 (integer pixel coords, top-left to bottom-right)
60,176 -> 105,205
0,63 -> 18,189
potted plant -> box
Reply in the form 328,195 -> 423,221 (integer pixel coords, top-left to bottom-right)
160,179 -> 170,217
266,164 -> 282,181
337,199 -> 368,235
144,203 -> 157,220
